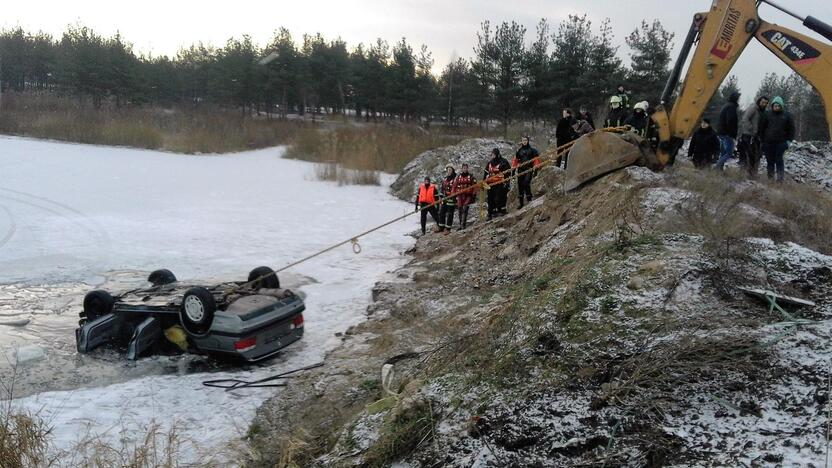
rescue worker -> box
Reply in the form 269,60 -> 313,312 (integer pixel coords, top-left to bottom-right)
715,91 -> 741,170
513,136 -> 539,209
616,84 -> 631,109
739,96 -> 769,178
483,148 -> 511,220
688,119 -> 720,169
555,108 -> 577,168
625,101 -> 650,138
578,106 -> 595,130
452,163 -> 477,230
604,95 -> 628,128
414,176 -> 440,235
758,96 -> 796,183
437,165 -> 457,233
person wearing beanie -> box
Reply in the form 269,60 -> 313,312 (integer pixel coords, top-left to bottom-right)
688,119 -> 720,169
758,96 -> 796,182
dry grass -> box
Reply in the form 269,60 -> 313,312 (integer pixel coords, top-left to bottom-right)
0,92 -> 302,154
669,168 -> 832,255
313,162 -> 380,186
285,125 -> 465,174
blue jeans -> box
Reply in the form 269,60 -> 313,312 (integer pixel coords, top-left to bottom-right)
762,142 -> 787,182
715,136 -> 735,169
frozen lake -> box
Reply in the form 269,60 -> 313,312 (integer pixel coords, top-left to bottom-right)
0,136 -> 415,463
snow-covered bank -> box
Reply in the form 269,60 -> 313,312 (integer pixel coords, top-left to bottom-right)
0,136 -> 416,463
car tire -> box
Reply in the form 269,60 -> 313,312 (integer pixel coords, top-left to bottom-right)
148,269 -> 177,286
81,290 -> 115,321
248,266 -> 280,289
180,287 -> 216,337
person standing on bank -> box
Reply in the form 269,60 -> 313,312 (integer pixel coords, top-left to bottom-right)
415,177 -> 440,235
436,165 -> 457,233
452,163 -> 477,230
555,108 -> 578,168
513,136 -> 539,209
484,148 -> 511,220
688,119 -> 720,169
715,91 -> 741,170
739,95 -> 769,177
758,96 -> 796,183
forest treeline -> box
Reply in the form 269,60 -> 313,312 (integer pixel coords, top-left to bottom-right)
0,16 -> 828,139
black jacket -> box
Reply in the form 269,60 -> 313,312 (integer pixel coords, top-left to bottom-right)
717,93 -> 741,138
515,144 -> 539,168
688,126 -> 720,162
624,110 -> 649,136
555,116 -> 577,146
758,110 -> 796,145
484,157 -> 512,184
605,108 -> 628,128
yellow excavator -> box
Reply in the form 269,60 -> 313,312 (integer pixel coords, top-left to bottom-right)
565,0 -> 832,191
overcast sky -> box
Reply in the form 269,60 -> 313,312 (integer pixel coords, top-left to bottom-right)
3,0 -> 830,104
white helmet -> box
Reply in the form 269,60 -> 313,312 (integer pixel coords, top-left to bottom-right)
634,101 -> 649,112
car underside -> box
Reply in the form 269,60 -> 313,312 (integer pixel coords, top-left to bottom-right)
75,266 -> 305,362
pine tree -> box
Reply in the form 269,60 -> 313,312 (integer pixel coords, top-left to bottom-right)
625,20 -> 675,102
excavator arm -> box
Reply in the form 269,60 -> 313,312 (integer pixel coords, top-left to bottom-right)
653,0 -> 832,166
564,0 -> 832,191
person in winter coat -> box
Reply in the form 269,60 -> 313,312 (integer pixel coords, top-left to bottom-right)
436,165 -> 457,233
616,84 -> 631,109
513,136 -> 540,209
572,119 -> 594,137
739,96 -> 769,178
715,91 -> 741,170
688,119 -> 720,169
624,101 -> 650,137
452,163 -> 477,230
604,95 -> 628,128
415,177 -> 440,235
483,148 -> 511,220
578,107 -> 595,130
555,108 -> 577,168
758,96 -> 796,182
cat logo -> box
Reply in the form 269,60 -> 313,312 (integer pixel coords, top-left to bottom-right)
761,29 -> 821,65
710,7 -> 742,59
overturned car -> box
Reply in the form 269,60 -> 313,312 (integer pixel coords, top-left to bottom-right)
75,266 -> 305,362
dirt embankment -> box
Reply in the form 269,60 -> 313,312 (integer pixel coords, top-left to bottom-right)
248,140 -> 832,467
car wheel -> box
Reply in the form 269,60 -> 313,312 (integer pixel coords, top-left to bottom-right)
179,287 -> 216,337
248,266 -> 280,289
81,290 -> 115,321
148,269 -> 177,286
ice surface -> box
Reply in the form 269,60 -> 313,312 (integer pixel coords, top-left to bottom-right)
0,136 -> 416,463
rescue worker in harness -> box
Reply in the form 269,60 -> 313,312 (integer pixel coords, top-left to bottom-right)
452,163 -> 477,230
483,148 -> 511,220
437,165 -> 457,233
513,136 -> 540,209
414,177 -> 440,235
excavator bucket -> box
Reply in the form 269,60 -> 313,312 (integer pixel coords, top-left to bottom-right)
563,131 -> 650,191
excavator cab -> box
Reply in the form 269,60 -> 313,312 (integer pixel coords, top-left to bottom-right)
564,0 -> 832,191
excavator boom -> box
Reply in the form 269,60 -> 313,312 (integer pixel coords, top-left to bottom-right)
564,0 -> 832,191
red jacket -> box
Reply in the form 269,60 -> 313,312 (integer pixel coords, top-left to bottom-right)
452,172 -> 478,207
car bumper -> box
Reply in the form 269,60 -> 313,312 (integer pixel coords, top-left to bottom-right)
191,316 -> 304,362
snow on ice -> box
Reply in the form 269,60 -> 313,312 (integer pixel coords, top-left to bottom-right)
0,136 -> 416,463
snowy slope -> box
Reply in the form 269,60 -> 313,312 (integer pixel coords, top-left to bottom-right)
0,136 -> 416,463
